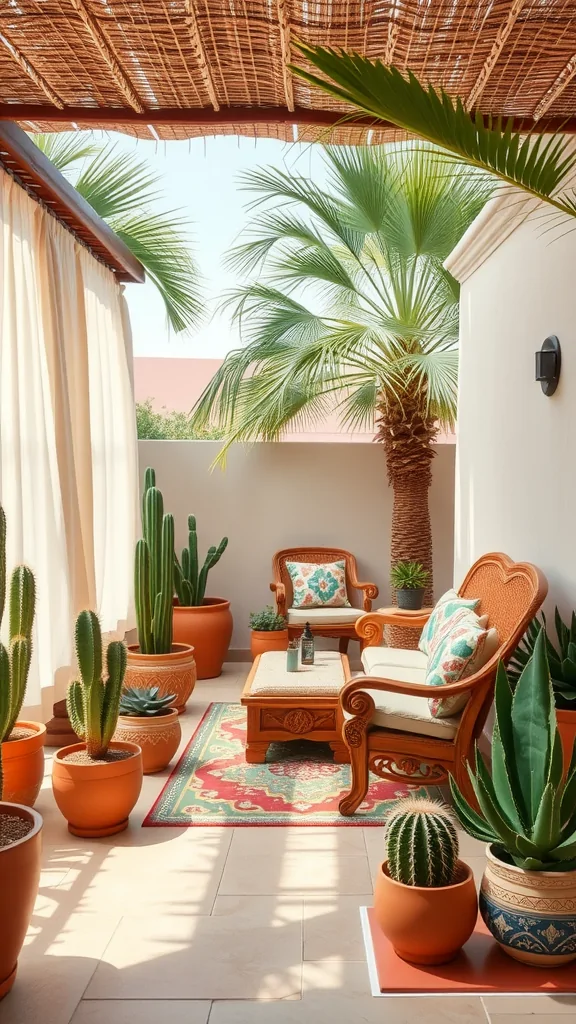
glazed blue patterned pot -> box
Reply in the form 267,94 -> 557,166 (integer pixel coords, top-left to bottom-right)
480,844 -> 576,966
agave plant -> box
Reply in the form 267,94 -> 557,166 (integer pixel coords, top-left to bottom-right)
119,686 -> 175,717
510,609 -> 576,709
450,629 -> 576,871
390,561 -> 430,591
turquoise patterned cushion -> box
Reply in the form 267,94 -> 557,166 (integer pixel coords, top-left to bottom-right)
426,616 -> 488,718
419,588 -> 480,656
287,560 -> 351,609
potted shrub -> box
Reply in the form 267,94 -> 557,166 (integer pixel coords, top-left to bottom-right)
373,798 -> 477,964
0,506 -> 46,807
114,686 -> 181,774
52,611 -> 143,837
390,561 -> 430,610
172,506 -> 232,679
249,606 -> 288,659
451,628 -> 576,966
125,469 -> 196,712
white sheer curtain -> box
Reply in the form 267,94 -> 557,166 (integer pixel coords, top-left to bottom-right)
0,167 -> 138,720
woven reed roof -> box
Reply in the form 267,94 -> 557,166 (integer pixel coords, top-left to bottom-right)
1,1 -> 576,143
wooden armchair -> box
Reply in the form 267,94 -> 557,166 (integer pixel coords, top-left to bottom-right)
271,547 -> 378,653
338,552 -> 547,815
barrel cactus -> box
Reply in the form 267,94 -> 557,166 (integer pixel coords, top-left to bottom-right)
0,505 -> 36,796
135,467 -> 174,654
174,514 -> 228,607
385,798 -> 459,887
66,610 -> 127,760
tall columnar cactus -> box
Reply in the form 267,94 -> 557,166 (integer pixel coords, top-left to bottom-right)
135,468 -> 174,654
174,514 -> 228,607
385,798 -> 459,887
66,610 -> 127,760
0,505 -> 36,797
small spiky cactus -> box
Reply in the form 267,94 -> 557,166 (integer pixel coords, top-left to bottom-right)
119,686 -> 175,717
135,468 -> 174,655
66,611 -> 127,760
174,514 -> 228,607
385,798 -> 459,888
0,505 -> 36,797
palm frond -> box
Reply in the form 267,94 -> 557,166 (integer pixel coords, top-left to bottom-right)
32,132 -> 101,170
74,146 -> 161,219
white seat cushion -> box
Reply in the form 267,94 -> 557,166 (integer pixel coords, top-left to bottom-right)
288,607 -> 364,625
361,646 -> 427,677
247,651 -> 345,696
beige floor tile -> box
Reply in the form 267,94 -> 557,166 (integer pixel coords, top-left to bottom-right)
303,893 -> 371,961
0,954 -> 99,1024
71,1001 -> 211,1024
219,849 -> 372,895
229,825 -> 366,856
363,826 -> 384,883
24,906 -> 120,960
84,908 -> 302,1000
487,1017 -> 576,1023
212,893 -> 303,922
483,997 -> 576,1015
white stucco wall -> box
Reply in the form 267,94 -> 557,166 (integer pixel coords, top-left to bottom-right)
452,206 -> 576,613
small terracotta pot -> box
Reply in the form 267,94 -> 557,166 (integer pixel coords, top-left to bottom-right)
52,741 -> 143,838
114,710 -> 181,774
1,722 -> 46,807
373,860 -> 478,965
250,629 -> 289,660
0,803 -> 42,999
125,643 -> 196,714
173,598 -> 233,679
557,708 -> 576,777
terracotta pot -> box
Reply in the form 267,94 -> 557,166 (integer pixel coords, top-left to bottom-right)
480,844 -> 576,966
173,598 -> 233,679
114,709 -> 181,774
1,722 -> 46,807
125,643 -> 196,714
557,708 -> 576,777
250,629 -> 289,660
52,741 -> 143,838
373,860 -> 478,965
0,803 -> 42,999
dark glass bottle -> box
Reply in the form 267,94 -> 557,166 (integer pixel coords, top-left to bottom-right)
301,622 -> 315,665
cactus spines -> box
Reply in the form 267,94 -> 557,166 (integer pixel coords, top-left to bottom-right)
174,513 -> 228,607
66,610 -> 127,760
385,798 -> 459,888
135,469 -> 175,655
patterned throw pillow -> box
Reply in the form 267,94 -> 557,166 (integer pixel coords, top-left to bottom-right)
287,560 -> 351,609
426,617 -> 488,718
419,588 -> 481,656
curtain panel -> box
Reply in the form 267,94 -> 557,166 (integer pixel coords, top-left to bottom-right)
0,167 -> 139,720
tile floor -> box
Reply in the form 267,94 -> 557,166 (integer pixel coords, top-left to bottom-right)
5,664 -> 575,1023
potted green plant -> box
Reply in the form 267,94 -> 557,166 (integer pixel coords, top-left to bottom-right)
390,561 -> 430,610
249,606 -> 289,659
114,686 -> 181,774
52,611 -> 143,838
451,629 -> 576,966
373,798 -> 477,965
172,508 -> 232,679
125,468 -> 196,712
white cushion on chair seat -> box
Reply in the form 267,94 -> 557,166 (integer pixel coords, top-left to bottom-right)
361,646 -> 427,677
288,607 -> 364,625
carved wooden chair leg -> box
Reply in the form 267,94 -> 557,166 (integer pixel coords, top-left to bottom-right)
338,636 -> 349,654
339,727 -> 370,816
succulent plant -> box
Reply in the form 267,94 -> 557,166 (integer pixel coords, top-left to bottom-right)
66,610 -> 127,760
0,505 -> 36,796
249,606 -> 287,632
390,561 -> 430,590
385,798 -> 459,887
174,514 -> 228,607
451,628 -> 576,871
510,608 -> 576,709
135,467 -> 174,655
119,686 -> 175,717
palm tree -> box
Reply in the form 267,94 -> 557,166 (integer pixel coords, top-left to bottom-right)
33,134 -> 202,332
191,144 -> 492,608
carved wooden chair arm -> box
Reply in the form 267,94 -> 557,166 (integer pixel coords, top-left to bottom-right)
270,580 -> 287,616
355,608 -> 431,647
346,569 -> 379,612
339,668 -> 487,717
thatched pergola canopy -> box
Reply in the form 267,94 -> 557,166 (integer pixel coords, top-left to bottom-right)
1,1 -> 576,143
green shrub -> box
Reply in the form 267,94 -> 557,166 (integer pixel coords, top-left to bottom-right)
390,561 -> 430,590
136,399 -> 224,441
249,606 -> 287,632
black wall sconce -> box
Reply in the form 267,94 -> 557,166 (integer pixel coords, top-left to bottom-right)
535,335 -> 561,396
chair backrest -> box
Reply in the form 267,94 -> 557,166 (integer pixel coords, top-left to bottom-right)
272,547 -> 360,609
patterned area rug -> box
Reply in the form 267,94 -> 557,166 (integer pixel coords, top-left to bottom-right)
143,702 -> 429,827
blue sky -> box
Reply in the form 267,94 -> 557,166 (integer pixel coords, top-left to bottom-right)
108,132 -> 328,358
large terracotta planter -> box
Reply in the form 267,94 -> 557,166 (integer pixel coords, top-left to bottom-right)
480,844 -> 576,966
557,708 -> 576,777
114,710 -> 181,774
373,860 -> 478,965
52,741 -> 143,838
1,722 -> 46,807
173,598 -> 233,679
0,803 -> 42,999
250,629 -> 289,660
125,643 -> 196,714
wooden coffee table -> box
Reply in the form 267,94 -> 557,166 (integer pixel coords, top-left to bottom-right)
241,650 -> 350,764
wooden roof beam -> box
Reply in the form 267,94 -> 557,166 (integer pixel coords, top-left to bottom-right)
183,0 -> 220,112
276,0 -> 294,113
68,0 -> 145,113
533,54 -> 576,121
465,0 -> 528,110
0,25 -> 65,109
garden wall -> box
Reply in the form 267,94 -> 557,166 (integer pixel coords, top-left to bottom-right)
139,440 -> 456,655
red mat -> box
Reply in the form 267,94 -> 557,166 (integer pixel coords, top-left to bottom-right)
363,907 -> 576,995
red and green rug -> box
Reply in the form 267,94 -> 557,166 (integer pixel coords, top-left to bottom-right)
143,702 -> 430,827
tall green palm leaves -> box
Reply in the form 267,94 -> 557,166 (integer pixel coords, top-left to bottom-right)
191,144 -> 492,604
32,134 -> 202,333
